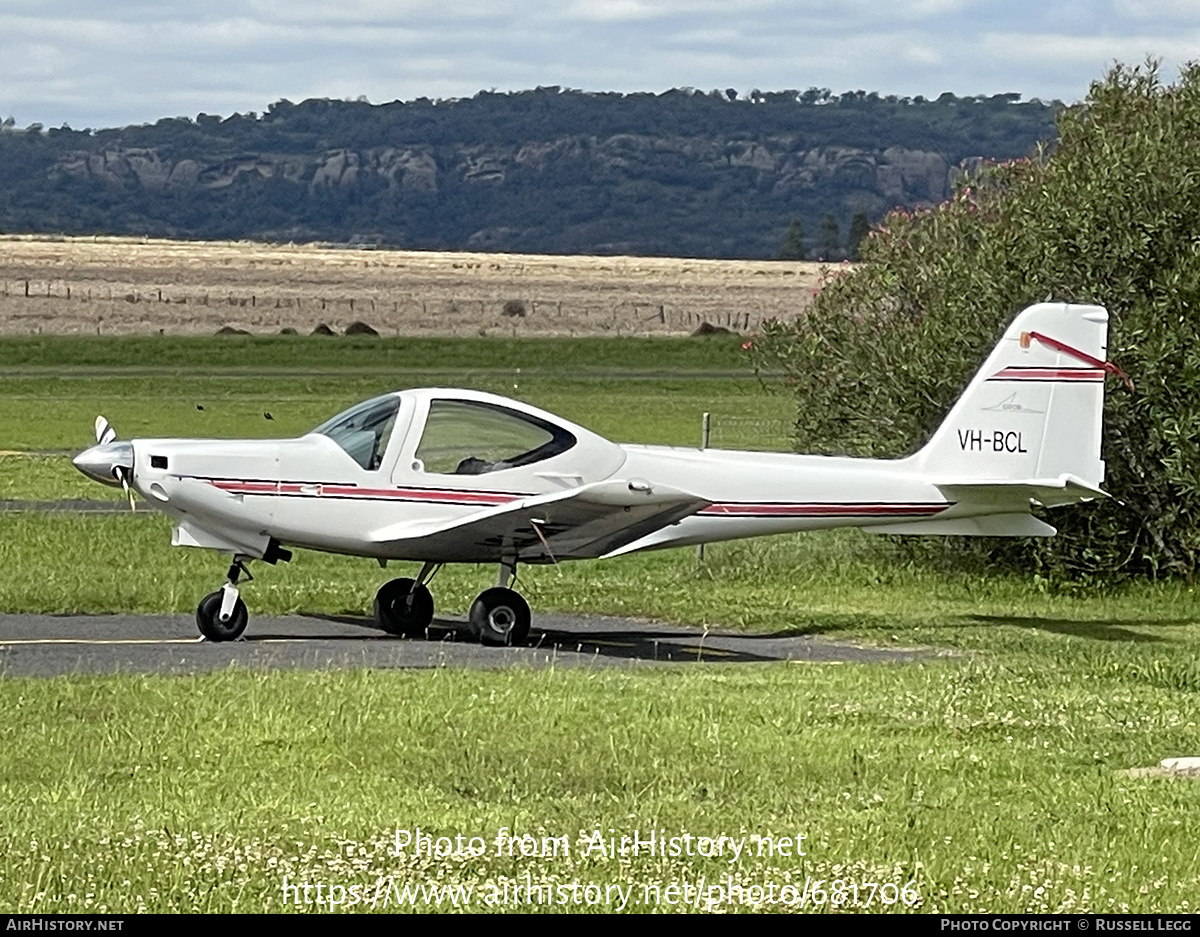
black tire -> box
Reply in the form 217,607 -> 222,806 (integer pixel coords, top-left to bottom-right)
196,590 -> 249,642
374,578 -> 434,637
468,587 -> 531,647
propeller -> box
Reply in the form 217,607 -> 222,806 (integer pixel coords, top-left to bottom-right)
88,416 -> 135,512
94,415 -> 117,446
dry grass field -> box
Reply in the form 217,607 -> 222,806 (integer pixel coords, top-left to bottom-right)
0,235 -> 824,337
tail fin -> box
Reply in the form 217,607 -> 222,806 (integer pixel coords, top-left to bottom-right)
912,302 -> 1110,490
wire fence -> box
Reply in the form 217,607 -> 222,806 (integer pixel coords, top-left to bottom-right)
0,279 -> 773,336
702,414 -> 795,452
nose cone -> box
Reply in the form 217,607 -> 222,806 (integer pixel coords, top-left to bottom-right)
73,441 -> 134,487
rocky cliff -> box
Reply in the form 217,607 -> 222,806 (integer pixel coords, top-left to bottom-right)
55,137 -> 951,205
48,137 -> 956,256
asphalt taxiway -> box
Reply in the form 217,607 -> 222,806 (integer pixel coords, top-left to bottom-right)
0,613 -> 919,677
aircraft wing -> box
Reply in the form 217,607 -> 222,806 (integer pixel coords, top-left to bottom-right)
368,479 -> 711,563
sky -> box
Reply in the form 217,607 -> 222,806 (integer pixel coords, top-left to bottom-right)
2,1 -> 1199,130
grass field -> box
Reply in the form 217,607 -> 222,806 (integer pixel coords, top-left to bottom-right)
0,331 -> 1198,914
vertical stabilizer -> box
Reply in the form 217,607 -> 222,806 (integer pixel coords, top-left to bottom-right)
913,303 -> 1109,489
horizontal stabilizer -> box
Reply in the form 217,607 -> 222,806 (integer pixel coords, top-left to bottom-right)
863,513 -> 1057,537
936,473 -> 1108,510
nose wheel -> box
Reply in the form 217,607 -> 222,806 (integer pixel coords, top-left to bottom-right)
196,558 -> 252,642
196,590 -> 249,641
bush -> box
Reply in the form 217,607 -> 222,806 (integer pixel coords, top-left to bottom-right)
752,62 -> 1200,579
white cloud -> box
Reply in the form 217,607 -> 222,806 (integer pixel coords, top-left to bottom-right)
665,28 -> 745,45
902,44 -> 945,66
561,0 -> 780,23
3,42 -> 69,80
981,29 -> 1200,65
1113,0 -> 1200,22
905,0 -> 972,16
0,0 -> 1197,127
242,0 -> 521,23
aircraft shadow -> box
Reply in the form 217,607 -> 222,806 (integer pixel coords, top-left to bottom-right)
522,627 -> 782,664
289,612 -> 803,663
964,614 -> 1187,643
707,614 -> 1189,646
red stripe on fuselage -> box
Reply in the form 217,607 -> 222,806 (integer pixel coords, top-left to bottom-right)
206,478 -> 523,506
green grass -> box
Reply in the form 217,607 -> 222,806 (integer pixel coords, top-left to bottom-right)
1,334 -> 1198,914
1,657 -> 1197,913
0,333 -> 753,372
0,369 -> 792,494
0,374 -> 788,451
0,454 -> 118,501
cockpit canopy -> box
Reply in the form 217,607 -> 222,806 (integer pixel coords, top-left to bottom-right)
311,393 -> 578,475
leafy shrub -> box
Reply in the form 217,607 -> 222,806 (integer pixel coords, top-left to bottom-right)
751,62 -> 1200,579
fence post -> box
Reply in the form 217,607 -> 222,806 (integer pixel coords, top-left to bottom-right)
697,411 -> 711,563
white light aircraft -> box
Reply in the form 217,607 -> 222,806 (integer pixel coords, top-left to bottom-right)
73,302 -> 1120,645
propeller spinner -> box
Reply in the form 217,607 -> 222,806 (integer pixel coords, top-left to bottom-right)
73,417 -> 136,511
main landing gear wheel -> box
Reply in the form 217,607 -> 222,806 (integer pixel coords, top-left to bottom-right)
196,590 -> 248,642
469,587 -> 531,647
374,578 -> 435,637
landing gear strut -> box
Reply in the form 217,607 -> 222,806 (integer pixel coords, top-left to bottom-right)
196,557 -> 251,642
374,561 -> 438,637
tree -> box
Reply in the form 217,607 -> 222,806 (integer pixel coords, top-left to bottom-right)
750,61 -> 1200,579
846,213 -> 870,260
817,214 -> 839,259
778,219 -> 806,259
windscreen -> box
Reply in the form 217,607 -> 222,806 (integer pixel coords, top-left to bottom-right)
311,395 -> 400,470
